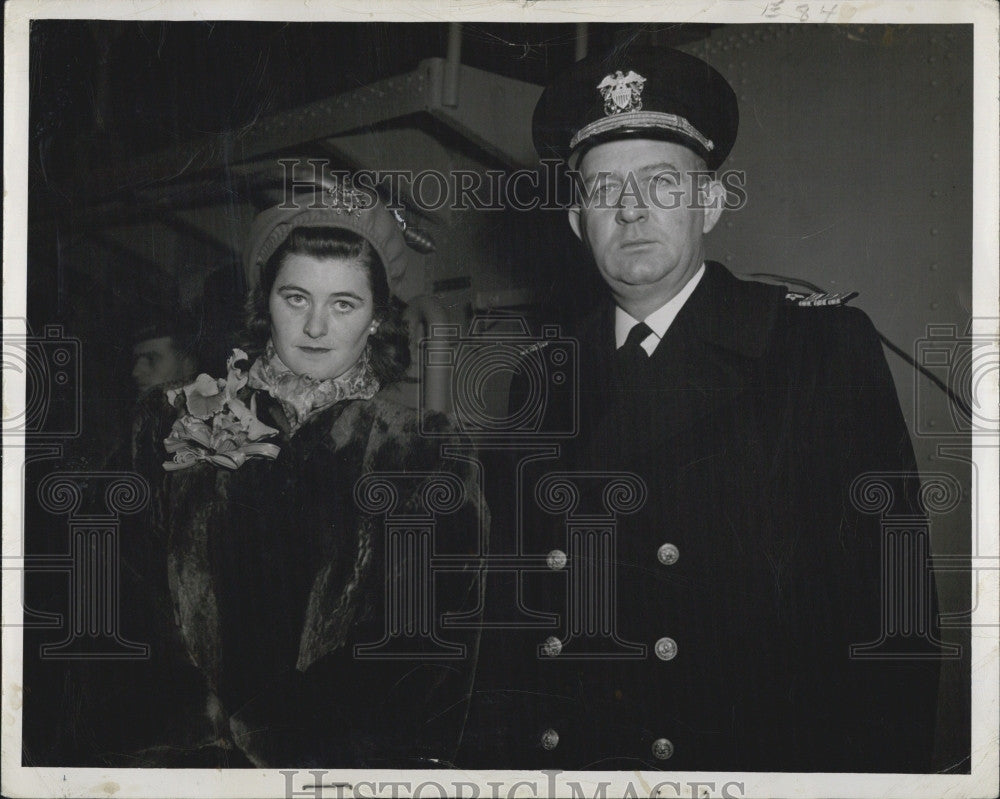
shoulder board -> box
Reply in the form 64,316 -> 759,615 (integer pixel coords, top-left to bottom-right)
784,290 -> 859,307
517,341 -> 551,356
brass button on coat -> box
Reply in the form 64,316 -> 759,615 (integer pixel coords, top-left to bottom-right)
542,636 -> 563,657
652,738 -> 674,760
657,543 -> 680,565
654,637 -> 678,661
540,728 -> 560,750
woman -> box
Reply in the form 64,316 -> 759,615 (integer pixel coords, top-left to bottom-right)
133,181 -> 488,768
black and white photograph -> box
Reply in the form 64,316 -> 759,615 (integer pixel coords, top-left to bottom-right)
3,1 -> 998,797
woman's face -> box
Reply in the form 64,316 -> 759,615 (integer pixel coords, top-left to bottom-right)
268,253 -> 378,380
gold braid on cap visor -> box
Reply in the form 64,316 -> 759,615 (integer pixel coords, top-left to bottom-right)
569,111 -> 715,154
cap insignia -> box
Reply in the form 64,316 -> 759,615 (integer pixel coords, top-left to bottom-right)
598,70 -> 646,116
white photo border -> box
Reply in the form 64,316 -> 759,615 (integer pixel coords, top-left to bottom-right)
3,1 -> 997,797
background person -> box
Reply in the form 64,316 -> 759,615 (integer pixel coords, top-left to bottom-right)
130,312 -> 200,394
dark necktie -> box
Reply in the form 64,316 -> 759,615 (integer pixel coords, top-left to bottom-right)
622,321 -> 653,358
609,322 -> 655,458
616,321 -> 653,384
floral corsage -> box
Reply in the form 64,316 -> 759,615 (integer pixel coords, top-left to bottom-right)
162,349 -> 281,471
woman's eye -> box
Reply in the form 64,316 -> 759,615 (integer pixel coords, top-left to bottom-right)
284,294 -> 308,308
332,300 -> 356,313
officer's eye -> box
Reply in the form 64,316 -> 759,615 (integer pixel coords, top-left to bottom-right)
592,181 -> 621,205
651,171 -> 680,186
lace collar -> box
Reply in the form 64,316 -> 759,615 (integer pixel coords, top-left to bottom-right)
247,341 -> 380,434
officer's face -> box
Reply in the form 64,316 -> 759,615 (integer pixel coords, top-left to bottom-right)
569,139 -> 725,312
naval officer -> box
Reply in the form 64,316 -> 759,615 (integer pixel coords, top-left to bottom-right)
459,43 -> 942,773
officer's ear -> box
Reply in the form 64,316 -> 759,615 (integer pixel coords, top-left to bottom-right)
701,178 -> 727,234
568,205 -> 583,241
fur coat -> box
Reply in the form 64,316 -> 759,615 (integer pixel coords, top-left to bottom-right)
133,388 -> 488,768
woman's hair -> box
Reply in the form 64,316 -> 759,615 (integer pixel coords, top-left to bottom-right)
241,226 -> 410,386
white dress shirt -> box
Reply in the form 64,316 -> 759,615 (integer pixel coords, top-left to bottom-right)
614,263 -> 706,356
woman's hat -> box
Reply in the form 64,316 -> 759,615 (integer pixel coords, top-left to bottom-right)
243,178 -> 410,295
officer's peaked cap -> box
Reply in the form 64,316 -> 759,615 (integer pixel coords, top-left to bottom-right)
532,44 -> 738,170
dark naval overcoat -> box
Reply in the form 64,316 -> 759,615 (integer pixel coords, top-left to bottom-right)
461,260 -> 940,772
